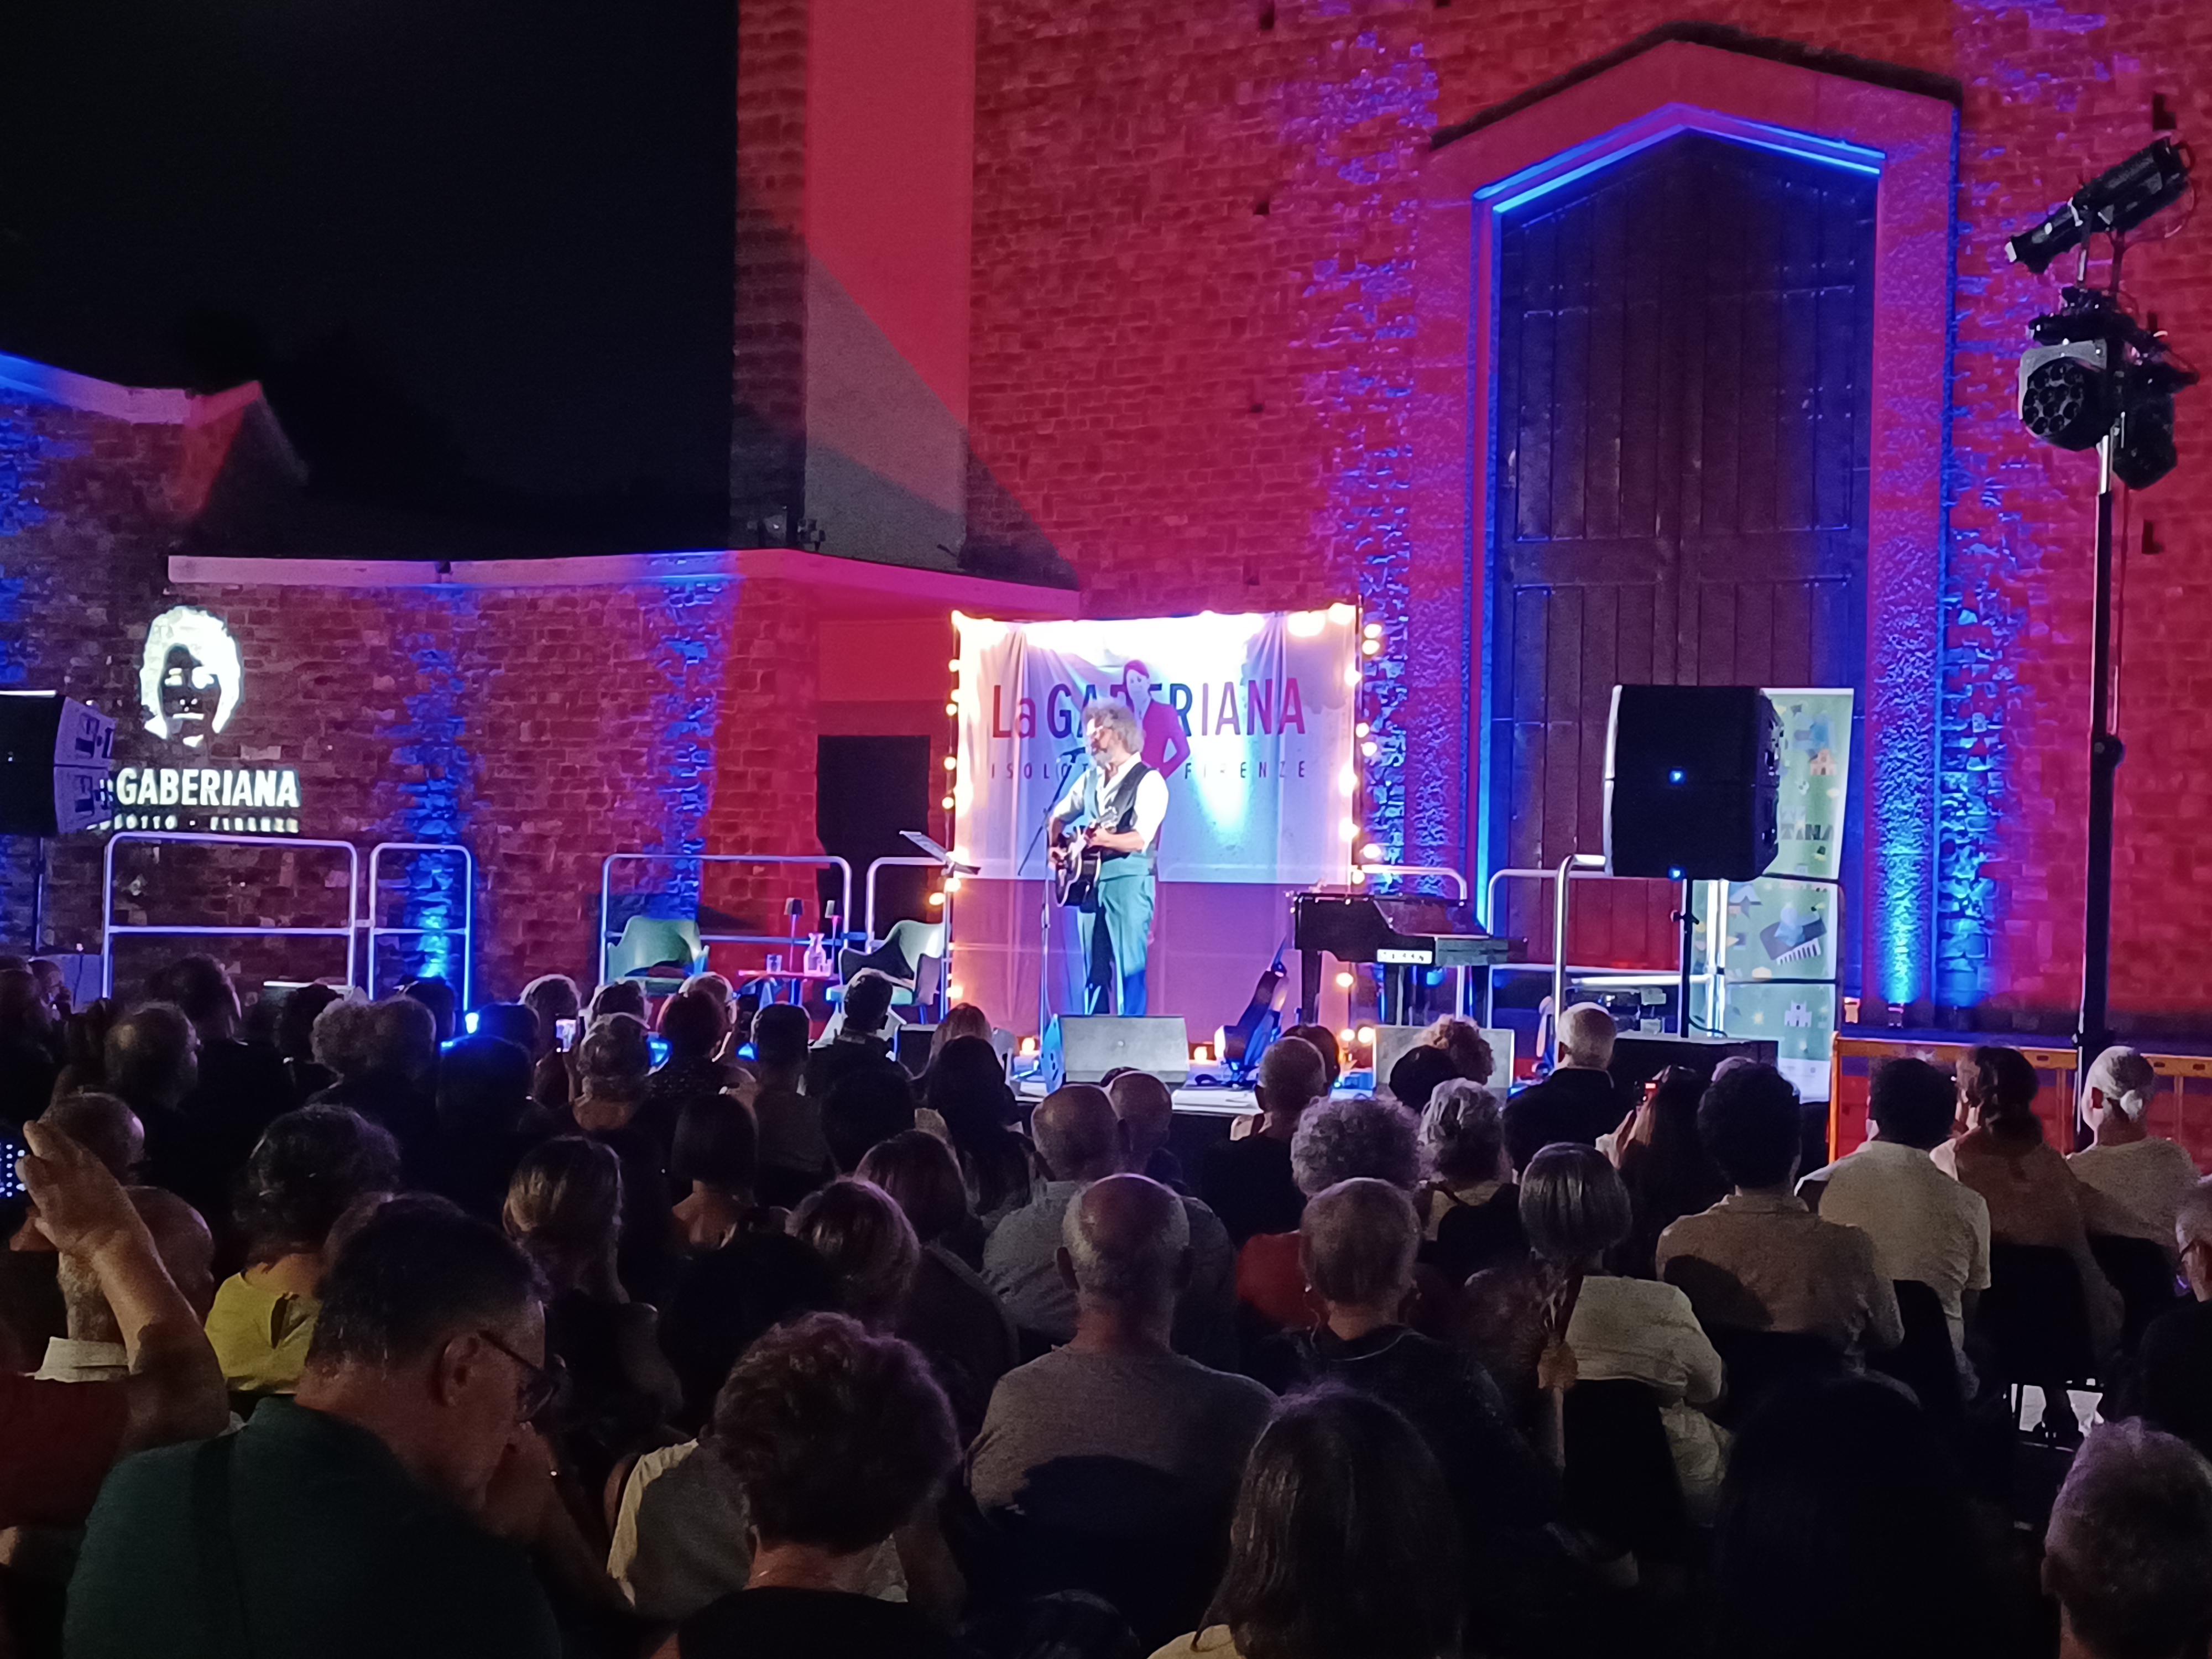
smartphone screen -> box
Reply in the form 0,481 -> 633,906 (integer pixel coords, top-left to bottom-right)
555,1017 -> 580,1050
0,1134 -> 27,1206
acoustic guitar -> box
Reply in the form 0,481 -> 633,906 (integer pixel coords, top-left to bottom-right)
1048,826 -> 1104,906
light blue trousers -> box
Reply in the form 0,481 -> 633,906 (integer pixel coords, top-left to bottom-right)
1077,868 -> 1154,1016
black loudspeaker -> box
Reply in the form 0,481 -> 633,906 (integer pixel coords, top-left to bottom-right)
1603,686 -> 1780,880
1044,1015 -> 1190,1088
0,692 -> 116,836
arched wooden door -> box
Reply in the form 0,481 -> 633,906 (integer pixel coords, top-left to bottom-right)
1488,131 -> 1874,987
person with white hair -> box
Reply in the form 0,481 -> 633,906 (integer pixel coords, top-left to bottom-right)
2070,1045 -> 2200,1249
966,1173 -> 1272,1647
1501,1002 -> 1629,1174
1046,697 -> 1170,1018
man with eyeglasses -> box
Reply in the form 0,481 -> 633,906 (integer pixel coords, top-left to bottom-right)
2106,1178 -> 2212,1467
67,1197 -> 630,1658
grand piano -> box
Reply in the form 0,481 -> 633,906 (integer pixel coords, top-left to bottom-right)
1291,889 -> 1512,1025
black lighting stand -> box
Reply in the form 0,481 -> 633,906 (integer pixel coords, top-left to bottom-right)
1674,879 -> 1698,1039
2077,437 -> 2120,1071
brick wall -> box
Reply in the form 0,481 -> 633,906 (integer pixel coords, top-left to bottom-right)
0,391 -> 828,1002
968,0 -> 2212,1034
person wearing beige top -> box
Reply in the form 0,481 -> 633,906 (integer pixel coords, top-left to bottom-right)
2068,1045 -> 2201,1252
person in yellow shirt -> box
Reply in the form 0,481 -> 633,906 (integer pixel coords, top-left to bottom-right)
205,1105 -> 400,1397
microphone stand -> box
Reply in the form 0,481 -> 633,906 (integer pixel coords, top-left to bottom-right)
1015,813 -> 1054,1060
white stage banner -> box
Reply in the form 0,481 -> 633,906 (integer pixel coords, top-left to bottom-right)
953,609 -> 1360,883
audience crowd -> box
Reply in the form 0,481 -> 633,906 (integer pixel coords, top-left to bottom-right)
3,948 -> 2210,1659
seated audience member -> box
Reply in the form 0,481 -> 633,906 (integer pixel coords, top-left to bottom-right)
273,983 -> 342,1104
430,1032 -> 549,1222
67,1199 -> 614,1659
400,974 -> 459,1045
1712,1380 -> 2023,1659
102,1003 -> 212,1220
1936,1044 -> 2124,1371
1155,1388 -> 1462,1659
1802,1057 -> 1989,1383
927,1001 -> 995,1065
923,1036 -> 1035,1233
309,995 -> 440,1182
1416,1080 -> 1524,1279
41,1188 -> 215,1383
1281,1024 -> 1342,1092
680,971 -> 735,1011
821,1062 -> 919,1175
0,966 -> 60,1123
1255,1181 -> 1563,1579
40,1092 -> 144,1183
1385,1044 -> 1459,1117
1107,1068 -> 1184,1190
50,997 -> 118,1104
589,980 -> 650,1024
1502,1003 -> 1627,1175
1200,1035 -> 1327,1247
983,1086 -> 1234,1359
640,990 -> 733,1157
1528,1145 -> 1727,1517
806,970 -> 898,1100
1419,1015 -> 1496,1084
1608,1065 -> 1730,1280
571,1013 -> 676,1303
2044,1422 -> 2212,1659
521,973 -> 582,1114
206,1106 -> 401,1398
148,955 -> 294,1154
2,1123 -> 227,1530
858,1131 -> 1019,1439
471,1001 -> 539,1056
29,957 -> 72,1022
791,1178 -> 921,1330
1238,1095 -> 1422,1332
504,1136 -> 681,1497
1655,1064 -> 1902,1359
968,1175 -> 1274,1646
660,1123 -> 840,1429
658,1314 -> 966,1659
2111,1178 -> 2212,1462
2070,1045 -> 2201,1248
749,1004 -> 834,1206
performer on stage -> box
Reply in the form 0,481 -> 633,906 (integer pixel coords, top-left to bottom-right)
1048,701 -> 1168,1016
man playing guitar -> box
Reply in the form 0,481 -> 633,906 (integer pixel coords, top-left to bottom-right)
1047,700 -> 1168,1016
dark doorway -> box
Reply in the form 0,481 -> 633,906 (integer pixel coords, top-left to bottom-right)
816,736 -> 932,938
1488,131 -> 1875,989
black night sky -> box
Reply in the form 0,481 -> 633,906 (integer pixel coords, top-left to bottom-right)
0,0 -> 736,554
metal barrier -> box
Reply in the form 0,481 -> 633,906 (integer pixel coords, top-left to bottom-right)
365,842 -> 476,1005
102,831 -> 361,995
863,855 -> 943,948
1482,859 -> 1723,1038
599,852 -> 854,985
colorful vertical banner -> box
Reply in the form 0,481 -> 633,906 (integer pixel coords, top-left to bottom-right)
952,609 -> 1361,883
1721,688 -> 1854,1101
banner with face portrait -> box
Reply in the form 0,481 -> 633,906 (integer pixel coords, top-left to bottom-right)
952,609 -> 1361,883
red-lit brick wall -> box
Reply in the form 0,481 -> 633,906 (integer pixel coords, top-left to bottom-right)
967,0 -> 2212,1034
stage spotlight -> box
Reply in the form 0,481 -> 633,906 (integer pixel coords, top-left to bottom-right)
2113,388 -> 2179,489
2006,137 -> 2190,273
2018,337 -> 2116,450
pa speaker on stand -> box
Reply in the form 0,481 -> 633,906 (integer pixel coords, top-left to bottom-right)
1603,686 -> 1780,1035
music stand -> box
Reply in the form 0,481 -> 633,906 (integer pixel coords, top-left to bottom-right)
900,831 -> 979,875
900,831 -> 977,1025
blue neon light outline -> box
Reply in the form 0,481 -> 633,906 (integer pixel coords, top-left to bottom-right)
1475,106 -> 1884,218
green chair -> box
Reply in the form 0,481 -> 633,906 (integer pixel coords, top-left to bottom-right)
834,919 -> 948,1014
607,915 -> 706,997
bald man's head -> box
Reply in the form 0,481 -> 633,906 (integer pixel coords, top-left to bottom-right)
1106,1072 -> 1175,1168
1032,1084 -> 1122,1183
104,1004 -> 199,1113
1256,1036 -> 1327,1120
60,1186 -> 216,1341
41,1093 -> 144,1181
1060,1173 -> 1190,1316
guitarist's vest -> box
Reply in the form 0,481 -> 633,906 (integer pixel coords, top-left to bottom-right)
1082,759 -> 1157,878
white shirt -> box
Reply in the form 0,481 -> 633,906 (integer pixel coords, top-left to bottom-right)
1803,1138 -> 1991,1358
2069,1137 -> 2201,1246
1053,753 -> 1169,852
1566,1275 -> 1728,1510
34,1335 -> 128,1383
